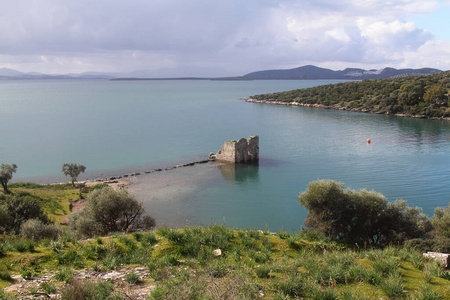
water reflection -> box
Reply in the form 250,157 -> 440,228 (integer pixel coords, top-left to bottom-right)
215,162 -> 259,183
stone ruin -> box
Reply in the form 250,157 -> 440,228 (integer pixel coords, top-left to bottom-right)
209,136 -> 259,164
423,252 -> 450,269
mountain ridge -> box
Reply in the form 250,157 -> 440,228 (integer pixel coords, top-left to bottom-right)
0,65 -> 443,80
241,65 -> 442,80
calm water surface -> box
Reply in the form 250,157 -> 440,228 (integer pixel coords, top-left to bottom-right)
1,79 -> 449,231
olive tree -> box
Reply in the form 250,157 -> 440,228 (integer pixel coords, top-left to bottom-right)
69,186 -> 155,237
0,163 -> 17,194
61,163 -> 86,187
298,180 -> 431,245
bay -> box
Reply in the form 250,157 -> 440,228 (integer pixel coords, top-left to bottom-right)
1,79 -> 449,231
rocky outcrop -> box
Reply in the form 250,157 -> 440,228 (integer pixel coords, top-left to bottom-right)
212,136 -> 259,164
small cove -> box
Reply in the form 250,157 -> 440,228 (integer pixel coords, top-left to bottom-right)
2,79 -> 449,231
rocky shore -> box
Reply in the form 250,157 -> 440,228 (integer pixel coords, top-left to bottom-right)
244,98 -> 450,121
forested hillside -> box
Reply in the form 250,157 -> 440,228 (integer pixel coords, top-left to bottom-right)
249,71 -> 450,119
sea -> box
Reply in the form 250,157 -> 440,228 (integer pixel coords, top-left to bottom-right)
1,79 -> 449,231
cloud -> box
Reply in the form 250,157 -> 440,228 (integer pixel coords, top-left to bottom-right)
0,0 -> 448,75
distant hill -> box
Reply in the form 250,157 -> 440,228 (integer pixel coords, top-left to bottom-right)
0,65 -> 443,80
0,68 -> 114,80
240,65 -> 442,80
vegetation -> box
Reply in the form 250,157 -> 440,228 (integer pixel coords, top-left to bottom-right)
0,164 -> 17,194
0,225 -> 449,299
61,163 -> 86,187
298,180 -> 432,246
250,71 -> 450,119
69,186 -> 155,237
0,180 -> 449,298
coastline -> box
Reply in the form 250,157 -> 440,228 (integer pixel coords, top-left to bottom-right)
243,98 -> 450,121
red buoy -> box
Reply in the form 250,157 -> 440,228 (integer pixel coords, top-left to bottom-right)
367,139 -> 371,144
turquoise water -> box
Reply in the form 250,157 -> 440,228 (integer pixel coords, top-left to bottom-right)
1,79 -> 449,231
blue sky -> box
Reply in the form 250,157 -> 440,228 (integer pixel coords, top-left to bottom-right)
408,4 -> 450,40
0,0 -> 449,76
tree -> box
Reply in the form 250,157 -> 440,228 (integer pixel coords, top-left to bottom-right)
298,180 -> 431,245
69,186 -> 155,237
61,163 -> 86,187
423,84 -> 447,104
0,163 -> 17,194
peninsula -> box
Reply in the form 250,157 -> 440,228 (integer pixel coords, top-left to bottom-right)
246,71 -> 450,120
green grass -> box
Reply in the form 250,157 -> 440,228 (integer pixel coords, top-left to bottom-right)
9,183 -> 106,223
1,226 -> 449,299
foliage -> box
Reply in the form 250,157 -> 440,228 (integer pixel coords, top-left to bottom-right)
61,163 -> 86,187
69,186 -> 155,236
251,71 -> 450,118
0,193 -> 50,234
0,164 -> 17,194
20,219 -> 60,241
60,280 -> 123,300
298,180 -> 432,245
431,203 -> 450,250
1,226 -> 450,299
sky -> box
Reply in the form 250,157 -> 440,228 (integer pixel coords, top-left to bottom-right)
1,0 -> 450,77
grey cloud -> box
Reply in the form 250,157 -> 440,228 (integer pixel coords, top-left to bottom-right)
0,0 -> 446,75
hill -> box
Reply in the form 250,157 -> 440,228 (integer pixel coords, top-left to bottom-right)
248,71 -> 450,119
241,65 -> 442,80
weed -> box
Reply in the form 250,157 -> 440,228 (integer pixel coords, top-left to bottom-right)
381,274 -> 404,298
40,282 -> 56,294
411,285 -> 443,300
60,279 -> 121,300
255,266 -> 271,278
277,229 -> 290,239
54,267 -> 74,283
125,272 -> 140,285
13,240 -> 35,253
273,274 -> 306,298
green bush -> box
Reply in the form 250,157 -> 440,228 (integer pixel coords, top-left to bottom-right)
54,267 -> 74,283
13,239 -> 36,252
298,180 -> 432,245
69,187 -> 155,237
40,282 -> 56,294
124,273 -> 140,285
20,219 -> 60,241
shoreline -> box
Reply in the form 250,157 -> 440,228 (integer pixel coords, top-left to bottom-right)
44,158 -> 213,189
243,98 -> 450,121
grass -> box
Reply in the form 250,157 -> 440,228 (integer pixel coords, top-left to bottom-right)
0,225 -> 449,298
9,183 -> 105,223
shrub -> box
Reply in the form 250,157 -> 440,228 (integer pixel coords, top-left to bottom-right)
40,282 -> 56,294
277,229 -> 290,239
13,239 -> 36,252
20,219 -> 60,241
60,280 -> 122,300
69,187 -> 155,237
125,273 -> 140,285
298,180 -> 432,245
54,267 -> 74,283
0,194 -> 49,234
0,270 -> 11,282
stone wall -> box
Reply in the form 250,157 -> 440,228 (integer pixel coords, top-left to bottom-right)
213,136 -> 259,164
